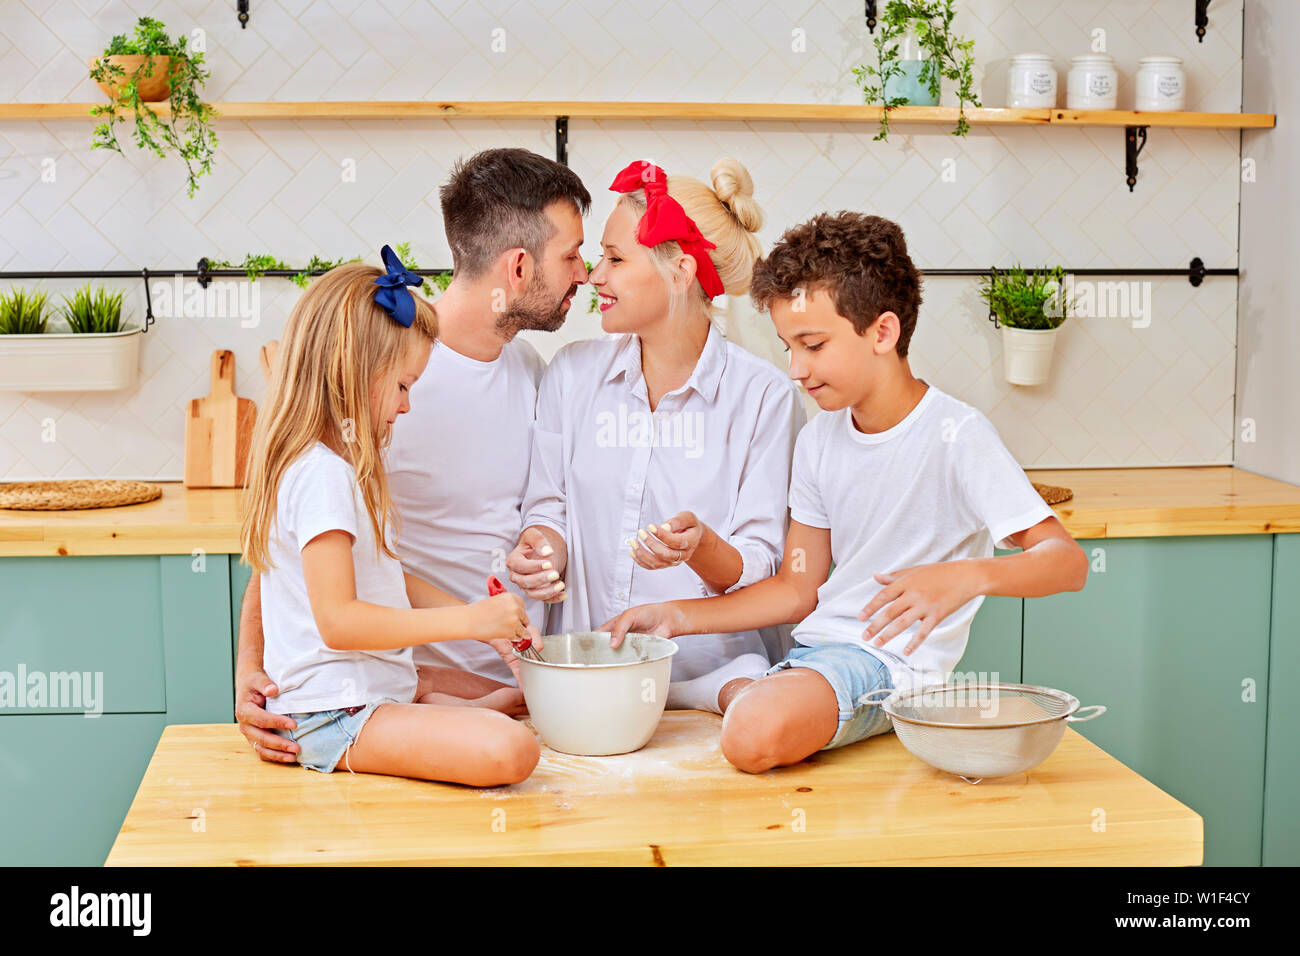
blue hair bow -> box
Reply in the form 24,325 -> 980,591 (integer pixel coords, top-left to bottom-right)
373,244 -> 424,327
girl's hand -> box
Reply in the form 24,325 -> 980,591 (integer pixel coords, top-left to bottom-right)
465,592 -> 540,648
507,527 -> 567,603
628,511 -> 704,570
858,561 -> 985,656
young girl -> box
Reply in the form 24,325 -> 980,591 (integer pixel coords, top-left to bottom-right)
507,160 -> 805,714
240,250 -> 540,785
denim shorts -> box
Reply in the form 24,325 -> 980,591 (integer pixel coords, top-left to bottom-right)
272,701 -> 386,773
766,643 -> 895,749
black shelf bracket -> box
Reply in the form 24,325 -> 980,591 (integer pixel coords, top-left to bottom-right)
1195,0 -> 1210,42
140,267 -> 154,332
555,116 -> 569,167
238,1 -> 250,30
197,257 -> 212,289
1188,256 -> 1207,287
866,1 -> 878,34
1125,125 -> 1149,192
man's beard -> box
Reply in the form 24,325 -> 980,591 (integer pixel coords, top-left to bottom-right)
497,268 -> 577,336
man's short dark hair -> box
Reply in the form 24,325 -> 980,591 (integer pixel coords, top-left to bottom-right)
439,148 -> 592,279
750,212 -> 923,357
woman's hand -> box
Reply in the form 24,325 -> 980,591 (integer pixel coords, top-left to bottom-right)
628,511 -> 704,570
507,526 -> 568,603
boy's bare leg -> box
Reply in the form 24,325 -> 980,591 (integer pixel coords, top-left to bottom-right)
340,702 -> 539,786
718,668 -> 839,774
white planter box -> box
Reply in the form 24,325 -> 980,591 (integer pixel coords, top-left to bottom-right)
1001,325 -> 1059,386
0,324 -> 143,391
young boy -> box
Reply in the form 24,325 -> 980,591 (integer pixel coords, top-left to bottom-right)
602,211 -> 1089,773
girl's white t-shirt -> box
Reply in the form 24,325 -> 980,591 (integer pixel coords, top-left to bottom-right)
260,442 -> 418,715
789,384 -> 1055,695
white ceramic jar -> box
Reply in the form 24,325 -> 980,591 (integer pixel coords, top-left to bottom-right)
1135,56 -> 1186,111
1067,54 -> 1118,109
1007,53 -> 1057,108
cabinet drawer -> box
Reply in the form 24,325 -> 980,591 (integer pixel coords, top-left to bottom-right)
0,555 -> 165,714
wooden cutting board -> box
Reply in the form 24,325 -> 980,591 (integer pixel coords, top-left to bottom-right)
184,350 -> 256,488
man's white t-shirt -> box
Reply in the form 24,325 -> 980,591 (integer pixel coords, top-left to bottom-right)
385,336 -> 545,683
261,442 -> 419,714
789,383 -> 1055,695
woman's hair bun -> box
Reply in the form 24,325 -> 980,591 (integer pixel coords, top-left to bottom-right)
710,157 -> 764,234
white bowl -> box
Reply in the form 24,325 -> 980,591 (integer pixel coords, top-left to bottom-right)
515,631 -> 679,756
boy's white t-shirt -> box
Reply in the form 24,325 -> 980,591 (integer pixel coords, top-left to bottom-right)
261,442 -> 419,715
789,383 -> 1055,695
385,336 -> 546,682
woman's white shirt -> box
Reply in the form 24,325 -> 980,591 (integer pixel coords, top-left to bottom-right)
521,323 -> 806,680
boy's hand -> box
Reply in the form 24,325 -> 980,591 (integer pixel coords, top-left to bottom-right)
599,602 -> 686,649
627,511 -> 703,570
507,527 -> 567,603
858,560 -> 985,656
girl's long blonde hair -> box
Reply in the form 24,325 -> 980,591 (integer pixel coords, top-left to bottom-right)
241,263 -> 437,574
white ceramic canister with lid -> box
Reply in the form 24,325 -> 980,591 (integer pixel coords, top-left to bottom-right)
1135,56 -> 1186,110
1007,53 -> 1057,108
1067,54 -> 1118,109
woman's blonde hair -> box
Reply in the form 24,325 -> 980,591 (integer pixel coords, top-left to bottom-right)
617,157 -> 764,318
241,263 -> 437,574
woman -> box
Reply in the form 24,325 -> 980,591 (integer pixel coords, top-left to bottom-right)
506,158 -> 805,713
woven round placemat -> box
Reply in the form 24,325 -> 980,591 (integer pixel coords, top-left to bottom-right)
1032,481 -> 1073,506
0,479 -> 163,511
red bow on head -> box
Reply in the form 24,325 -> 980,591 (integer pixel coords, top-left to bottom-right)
609,160 -> 725,299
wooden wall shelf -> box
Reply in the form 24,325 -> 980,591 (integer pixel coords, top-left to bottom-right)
0,100 -> 1274,191
0,101 -> 1277,128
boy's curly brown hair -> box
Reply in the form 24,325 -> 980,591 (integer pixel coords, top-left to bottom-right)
750,212 -> 923,357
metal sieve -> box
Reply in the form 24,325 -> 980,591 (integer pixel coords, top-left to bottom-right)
860,681 -> 1106,784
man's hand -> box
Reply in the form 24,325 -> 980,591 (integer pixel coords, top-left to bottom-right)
628,511 -> 704,570
599,602 -> 687,649
858,560 -> 985,656
234,665 -> 299,763
507,526 -> 567,603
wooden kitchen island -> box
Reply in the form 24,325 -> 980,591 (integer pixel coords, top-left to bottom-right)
105,711 -> 1202,866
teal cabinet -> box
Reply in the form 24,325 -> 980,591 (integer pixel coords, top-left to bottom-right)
0,553 -> 234,865
957,596 -> 1022,684
1023,536 -> 1272,867
1263,534 -> 1300,866
0,556 -> 166,713
0,714 -> 165,866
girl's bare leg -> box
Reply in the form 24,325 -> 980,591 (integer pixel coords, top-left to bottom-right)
718,668 -> 839,774
341,703 -> 539,785
416,664 -> 515,699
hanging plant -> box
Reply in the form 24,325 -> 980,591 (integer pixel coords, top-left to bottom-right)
852,0 -> 980,141
88,16 -> 218,198
204,244 -> 449,295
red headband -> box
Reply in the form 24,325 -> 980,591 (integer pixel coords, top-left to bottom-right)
609,160 -> 725,299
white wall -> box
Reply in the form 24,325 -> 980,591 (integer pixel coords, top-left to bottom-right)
0,0 -> 1247,478
1235,0 -> 1299,484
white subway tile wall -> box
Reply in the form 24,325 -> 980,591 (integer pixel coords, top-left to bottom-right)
0,0 -> 1243,476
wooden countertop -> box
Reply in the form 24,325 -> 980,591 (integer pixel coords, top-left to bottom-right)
2,466 -> 1299,557
105,713 -> 1202,866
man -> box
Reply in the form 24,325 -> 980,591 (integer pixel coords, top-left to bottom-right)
236,148 -> 591,762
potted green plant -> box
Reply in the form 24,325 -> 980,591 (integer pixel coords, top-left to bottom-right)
979,266 -> 1072,386
88,16 -> 218,198
0,285 -> 142,392
853,0 -> 980,141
